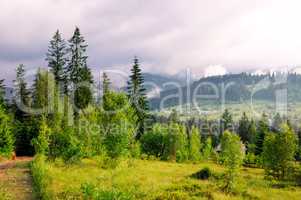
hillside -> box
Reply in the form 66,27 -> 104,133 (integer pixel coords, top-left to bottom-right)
149,73 -> 301,110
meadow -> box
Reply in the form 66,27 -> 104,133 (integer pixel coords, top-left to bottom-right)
34,158 -> 301,200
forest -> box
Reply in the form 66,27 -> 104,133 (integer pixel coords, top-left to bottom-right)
0,28 -> 301,200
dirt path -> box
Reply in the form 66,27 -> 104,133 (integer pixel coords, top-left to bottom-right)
0,157 -> 34,200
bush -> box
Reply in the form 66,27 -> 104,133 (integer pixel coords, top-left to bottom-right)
31,155 -> 53,200
163,123 -> 189,162
103,125 -> 130,159
0,106 -> 14,158
262,124 -> 298,180
219,131 -> 245,193
31,117 -> 50,155
140,123 -> 167,157
192,167 -> 212,180
188,126 -> 202,162
81,183 -> 133,200
243,153 -> 257,167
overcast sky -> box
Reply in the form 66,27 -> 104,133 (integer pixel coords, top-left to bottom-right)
1,0 -> 301,84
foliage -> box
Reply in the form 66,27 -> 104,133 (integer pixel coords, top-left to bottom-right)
255,113 -> 269,155
201,137 -> 213,160
188,126 -> 202,162
31,155 -> 53,200
262,123 -> 298,180
46,30 -> 67,85
192,167 -> 212,180
163,123 -> 189,162
127,57 -> 148,139
0,79 -> 5,107
219,131 -> 244,192
220,109 -> 233,133
65,27 -> 93,109
0,106 -> 14,158
81,183 -> 133,200
140,123 -> 167,157
237,112 -> 250,144
32,117 -> 50,155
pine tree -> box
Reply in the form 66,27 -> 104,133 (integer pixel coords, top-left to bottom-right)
0,105 -> 14,158
220,109 -> 233,134
127,57 -> 149,139
32,69 -> 57,114
13,64 -> 30,119
238,112 -> 250,144
255,113 -> 269,155
0,79 -> 5,106
66,27 -> 93,110
66,27 -> 92,85
102,72 -> 111,111
46,30 -> 67,86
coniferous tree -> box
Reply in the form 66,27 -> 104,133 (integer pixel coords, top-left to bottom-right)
220,109 -> 233,134
255,113 -> 269,155
13,64 -> 30,119
32,69 -> 57,114
238,112 -> 250,144
46,30 -> 67,86
0,79 -> 5,106
127,57 -> 149,139
66,27 -> 93,110
102,72 -> 111,111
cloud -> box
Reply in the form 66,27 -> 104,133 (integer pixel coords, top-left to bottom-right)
1,0 -> 301,84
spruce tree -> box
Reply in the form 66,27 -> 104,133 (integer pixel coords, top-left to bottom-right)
102,72 -> 111,111
255,113 -> 269,155
13,64 -> 30,119
238,112 -> 250,144
46,30 -> 67,86
66,27 -> 93,110
0,79 -> 5,106
127,57 -> 148,139
220,109 -> 233,134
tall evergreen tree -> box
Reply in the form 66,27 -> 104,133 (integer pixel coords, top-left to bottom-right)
127,57 -> 149,139
66,27 -> 93,110
0,79 -> 5,106
255,113 -> 269,155
32,69 -> 57,114
46,30 -> 67,86
220,109 -> 233,134
102,72 -> 111,111
238,112 -> 250,144
13,64 -> 30,119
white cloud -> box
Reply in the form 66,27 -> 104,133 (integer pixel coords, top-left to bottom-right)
1,0 -> 301,82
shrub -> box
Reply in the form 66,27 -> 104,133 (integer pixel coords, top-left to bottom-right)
243,153 -> 257,167
202,137 -> 213,161
192,167 -> 212,180
140,123 -> 167,157
219,131 -> 245,193
31,117 -> 50,155
0,106 -> 14,158
188,126 -> 202,162
103,125 -> 130,159
81,183 -> 133,200
262,124 -> 298,180
163,123 -> 189,162
31,155 -> 53,200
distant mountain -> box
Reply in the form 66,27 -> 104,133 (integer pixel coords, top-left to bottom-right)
149,72 -> 301,110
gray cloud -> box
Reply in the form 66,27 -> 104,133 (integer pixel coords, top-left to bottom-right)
1,0 -> 301,85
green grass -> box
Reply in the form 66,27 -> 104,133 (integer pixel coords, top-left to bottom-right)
43,158 -> 301,200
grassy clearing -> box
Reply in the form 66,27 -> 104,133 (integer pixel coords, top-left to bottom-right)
40,158 -> 301,200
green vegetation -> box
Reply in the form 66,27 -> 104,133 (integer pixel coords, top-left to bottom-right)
29,158 -> 301,200
1,27 -> 301,199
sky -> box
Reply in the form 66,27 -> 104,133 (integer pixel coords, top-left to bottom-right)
1,0 -> 301,84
